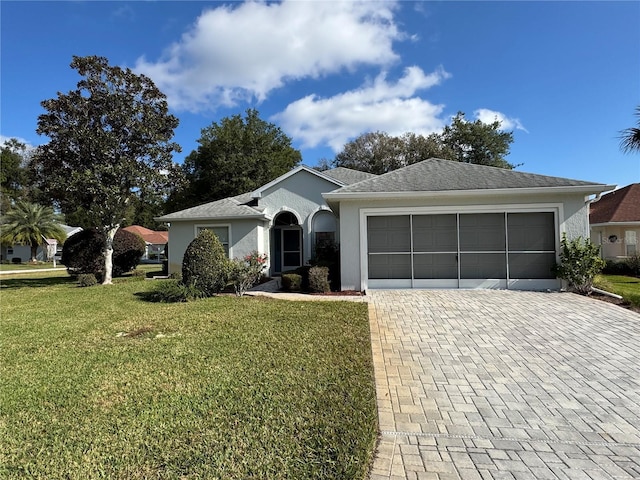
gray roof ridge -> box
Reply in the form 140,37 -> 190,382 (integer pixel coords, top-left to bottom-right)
329,158 -> 607,194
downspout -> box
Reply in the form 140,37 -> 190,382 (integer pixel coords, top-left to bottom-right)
586,193 -> 604,255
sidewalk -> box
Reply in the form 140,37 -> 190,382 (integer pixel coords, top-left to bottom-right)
0,267 -> 63,275
245,278 -> 368,302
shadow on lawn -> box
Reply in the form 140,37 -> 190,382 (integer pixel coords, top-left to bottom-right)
0,275 -> 76,289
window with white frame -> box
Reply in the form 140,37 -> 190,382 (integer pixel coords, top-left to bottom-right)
625,230 -> 637,256
197,226 -> 230,257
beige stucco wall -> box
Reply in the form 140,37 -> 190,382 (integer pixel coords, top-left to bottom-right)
590,224 -> 640,260
166,219 -> 268,275
337,192 -> 592,291
259,171 -> 339,266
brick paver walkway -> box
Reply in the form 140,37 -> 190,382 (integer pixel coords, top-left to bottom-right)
368,290 -> 640,479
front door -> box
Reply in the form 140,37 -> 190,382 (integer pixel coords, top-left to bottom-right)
281,228 -> 302,271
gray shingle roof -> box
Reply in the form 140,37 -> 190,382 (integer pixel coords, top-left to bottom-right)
321,167 -> 378,185
156,192 -> 265,221
330,158 -> 605,194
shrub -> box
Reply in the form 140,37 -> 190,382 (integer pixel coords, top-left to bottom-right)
77,273 -> 98,287
308,266 -> 331,293
11,257 -> 21,264
554,234 -> 605,295
310,240 -> 340,291
131,269 -> 147,280
62,229 -> 104,277
182,230 -> 230,297
112,230 -> 146,276
228,251 -> 268,296
603,259 -> 630,275
627,254 -> 640,277
146,279 -> 206,303
281,273 -> 302,292
62,228 -> 145,280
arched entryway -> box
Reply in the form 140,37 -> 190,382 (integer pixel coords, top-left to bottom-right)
311,209 -> 337,253
272,211 -> 302,274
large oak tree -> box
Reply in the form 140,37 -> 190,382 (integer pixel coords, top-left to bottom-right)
166,109 -> 301,211
332,112 -> 515,174
33,55 -> 180,284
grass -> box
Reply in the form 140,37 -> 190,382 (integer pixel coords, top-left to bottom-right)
594,274 -> 640,308
0,275 -> 377,479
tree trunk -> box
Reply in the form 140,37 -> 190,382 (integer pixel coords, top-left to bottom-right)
102,225 -> 119,285
30,242 -> 39,263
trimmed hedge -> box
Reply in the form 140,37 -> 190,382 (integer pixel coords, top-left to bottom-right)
61,228 -> 146,280
603,256 -> 640,277
309,266 -> 331,293
281,273 -> 302,292
77,273 -> 98,287
112,230 -> 146,276
182,230 -> 230,296
61,229 -> 105,277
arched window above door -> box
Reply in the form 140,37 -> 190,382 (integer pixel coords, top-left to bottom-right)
274,211 -> 299,226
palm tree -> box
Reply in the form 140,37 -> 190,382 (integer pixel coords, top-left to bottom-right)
1,201 -> 66,263
620,105 -> 640,153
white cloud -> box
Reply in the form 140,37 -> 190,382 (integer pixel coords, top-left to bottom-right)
273,66 -> 451,151
134,1 -> 402,112
474,108 -> 528,132
0,135 -> 35,150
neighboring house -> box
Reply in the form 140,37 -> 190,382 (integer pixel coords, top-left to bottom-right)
158,159 -> 613,291
589,183 -> 640,261
1,224 -> 82,262
122,225 -> 169,261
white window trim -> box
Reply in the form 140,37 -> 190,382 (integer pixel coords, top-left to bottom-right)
359,203 -> 563,291
194,223 -> 232,258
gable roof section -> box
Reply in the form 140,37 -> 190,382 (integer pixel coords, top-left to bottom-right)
251,165 -> 346,198
590,183 -> 640,224
157,166 -> 352,222
321,167 -> 378,185
156,192 -> 266,222
61,224 -> 82,237
324,158 -> 613,199
122,225 -> 168,244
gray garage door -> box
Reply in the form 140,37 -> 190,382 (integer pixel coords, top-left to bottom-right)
367,212 -> 558,289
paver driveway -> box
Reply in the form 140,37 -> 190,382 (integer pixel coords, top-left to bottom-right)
367,290 -> 640,480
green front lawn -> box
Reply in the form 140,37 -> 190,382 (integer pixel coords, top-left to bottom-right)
595,274 -> 640,308
0,275 -> 377,479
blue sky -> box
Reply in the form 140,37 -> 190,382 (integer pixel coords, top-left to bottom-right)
2,1 -> 639,189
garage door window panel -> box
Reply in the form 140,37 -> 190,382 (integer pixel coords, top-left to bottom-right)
412,214 -> 457,252
460,253 -> 506,279
460,214 -> 505,251
368,254 -> 412,279
509,253 -> 556,279
413,253 -> 458,279
367,216 -> 410,253
508,213 -> 555,251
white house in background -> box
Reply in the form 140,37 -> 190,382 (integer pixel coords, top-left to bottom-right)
589,183 -> 640,261
157,159 -> 614,291
122,225 -> 168,261
1,224 -> 82,262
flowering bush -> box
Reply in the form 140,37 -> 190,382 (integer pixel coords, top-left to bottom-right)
554,234 -> 605,295
229,251 -> 268,296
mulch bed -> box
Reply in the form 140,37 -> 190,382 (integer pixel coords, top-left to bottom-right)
308,290 -> 364,296
589,292 -> 640,314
